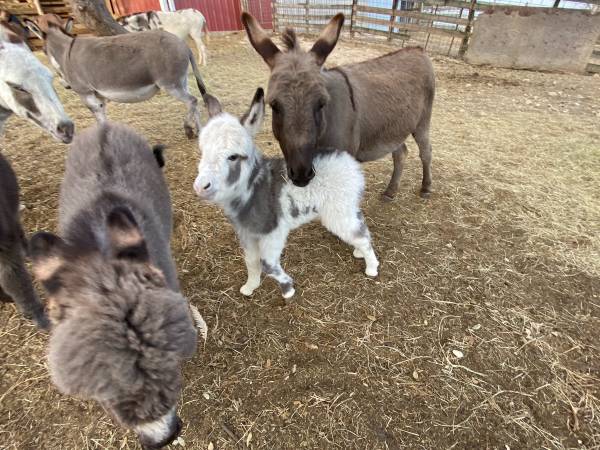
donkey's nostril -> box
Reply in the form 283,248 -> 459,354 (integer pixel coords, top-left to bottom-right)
57,120 -> 74,143
203,182 -> 211,190
305,167 -> 315,181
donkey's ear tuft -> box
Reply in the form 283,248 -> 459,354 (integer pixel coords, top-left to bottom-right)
23,18 -> 44,40
241,88 -> 265,137
107,207 -> 149,262
310,13 -> 344,66
29,232 -> 67,282
203,94 -> 222,118
241,12 -> 281,69
152,144 -> 166,168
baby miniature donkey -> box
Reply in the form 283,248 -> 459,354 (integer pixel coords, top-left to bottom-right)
29,123 -> 205,449
194,88 -> 379,299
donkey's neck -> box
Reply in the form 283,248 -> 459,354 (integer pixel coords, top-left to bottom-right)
223,149 -> 287,235
46,30 -> 74,77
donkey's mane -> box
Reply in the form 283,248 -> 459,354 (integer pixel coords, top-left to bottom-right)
281,28 -> 299,51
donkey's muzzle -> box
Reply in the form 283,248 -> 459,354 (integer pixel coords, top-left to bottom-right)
56,120 -> 74,144
138,413 -> 182,449
288,165 -> 315,187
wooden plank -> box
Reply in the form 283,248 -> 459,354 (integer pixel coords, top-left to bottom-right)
395,10 -> 470,26
273,3 -> 352,10
355,14 -> 466,38
586,63 -> 600,73
274,16 -> 352,28
351,25 -> 410,40
276,13 -> 350,21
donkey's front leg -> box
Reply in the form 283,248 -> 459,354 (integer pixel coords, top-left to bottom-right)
258,233 -> 295,299
81,93 -> 107,122
240,236 -> 261,297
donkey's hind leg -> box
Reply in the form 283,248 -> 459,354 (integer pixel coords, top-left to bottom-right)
413,120 -> 433,199
81,94 -> 107,122
165,83 -> 200,139
0,244 -> 49,330
321,209 -> 379,277
382,143 -> 409,201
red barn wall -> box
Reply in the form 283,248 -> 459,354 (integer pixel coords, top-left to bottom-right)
110,0 -> 272,31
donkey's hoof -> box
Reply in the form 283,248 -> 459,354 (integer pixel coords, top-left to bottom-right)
365,266 -> 379,277
353,248 -> 364,259
381,192 -> 395,202
282,287 -> 295,299
33,314 -> 51,332
240,284 -> 257,297
419,190 -> 431,199
184,126 -> 197,140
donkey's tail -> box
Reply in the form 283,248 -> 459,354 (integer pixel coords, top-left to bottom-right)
188,50 -> 207,97
202,20 -> 210,43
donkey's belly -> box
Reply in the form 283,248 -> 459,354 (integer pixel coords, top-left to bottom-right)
97,85 -> 159,103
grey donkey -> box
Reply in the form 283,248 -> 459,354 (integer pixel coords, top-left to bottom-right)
242,13 -> 435,198
29,123 -> 206,449
0,152 -> 49,329
24,14 -> 207,139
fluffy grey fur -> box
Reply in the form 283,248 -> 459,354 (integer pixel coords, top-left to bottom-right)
229,157 -> 286,234
0,152 -> 49,329
29,123 -> 198,449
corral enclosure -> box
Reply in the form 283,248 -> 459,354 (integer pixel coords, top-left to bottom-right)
0,29 -> 599,448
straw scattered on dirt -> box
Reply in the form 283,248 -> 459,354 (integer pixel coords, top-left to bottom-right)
0,33 -> 599,450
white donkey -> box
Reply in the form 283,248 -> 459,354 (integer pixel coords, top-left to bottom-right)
0,17 -> 73,142
194,88 -> 379,300
120,9 -> 209,66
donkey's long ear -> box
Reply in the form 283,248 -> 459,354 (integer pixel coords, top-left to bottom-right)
241,88 -> 265,137
30,232 -> 67,283
310,13 -> 344,66
107,207 -> 149,262
203,93 -> 222,118
241,12 -> 280,69
23,18 -> 44,40
64,17 -> 74,35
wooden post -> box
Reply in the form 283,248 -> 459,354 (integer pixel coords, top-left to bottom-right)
388,0 -> 399,41
271,0 -> 278,32
32,0 -> 44,15
553,0 -> 560,7
304,0 -> 310,34
350,0 -> 358,37
458,0 -> 476,57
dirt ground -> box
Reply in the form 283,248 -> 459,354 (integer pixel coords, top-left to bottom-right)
0,33 -> 599,450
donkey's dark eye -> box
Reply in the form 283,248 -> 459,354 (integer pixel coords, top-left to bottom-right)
228,154 -> 240,161
8,83 -> 28,94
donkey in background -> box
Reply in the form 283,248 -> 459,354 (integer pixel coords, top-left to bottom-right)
0,16 -> 73,142
242,13 -> 435,198
194,88 -> 379,299
25,14 -> 207,139
120,9 -> 209,66
29,123 -> 204,449
0,153 -> 49,330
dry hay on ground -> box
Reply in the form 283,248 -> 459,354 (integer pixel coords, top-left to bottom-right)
0,33 -> 599,450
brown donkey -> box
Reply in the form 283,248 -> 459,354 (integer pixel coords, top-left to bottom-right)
242,13 -> 435,198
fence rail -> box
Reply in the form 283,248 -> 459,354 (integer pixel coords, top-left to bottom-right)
272,0 -> 598,67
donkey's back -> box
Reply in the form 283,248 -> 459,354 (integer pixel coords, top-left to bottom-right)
59,123 -> 175,283
345,47 -> 435,151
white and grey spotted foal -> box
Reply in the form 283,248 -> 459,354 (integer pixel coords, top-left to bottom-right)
194,88 -> 379,299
